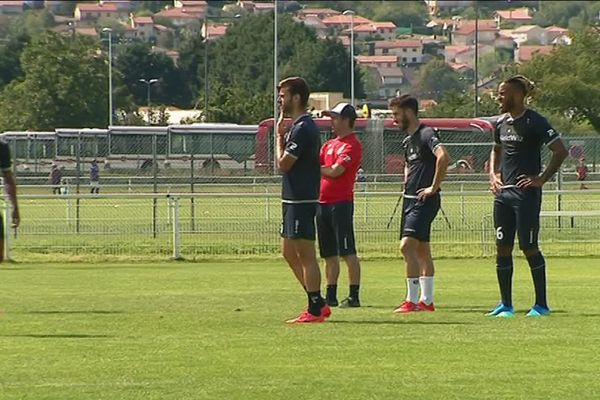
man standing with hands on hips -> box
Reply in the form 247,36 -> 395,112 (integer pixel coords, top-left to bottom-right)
276,77 -> 330,323
319,103 -> 363,308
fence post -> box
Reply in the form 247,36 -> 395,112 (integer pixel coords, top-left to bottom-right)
190,152 -> 195,231
556,168 -> 563,230
152,134 -> 158,239
265,186 -> 270,222
171,196 -> 182,260
76,131 -> 81,234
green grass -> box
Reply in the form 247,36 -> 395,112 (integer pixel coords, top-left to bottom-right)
1,259 -> 600,399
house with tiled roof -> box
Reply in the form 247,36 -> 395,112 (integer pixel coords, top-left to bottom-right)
515,45 -> 554,64
0,0 -> 24,15
356,55 -> 398,69
322,14 -> 372,30
495,8 -> 532,26
451,19 -> 498,46
155,7 -> 200,27
296,15 -> 328,39
202,22 -> 231,40
374,40 -> 424,64
297,8 -> 340,20
174,0 -> 207,17
342,21 -> 397,41
74,2 -> 128,22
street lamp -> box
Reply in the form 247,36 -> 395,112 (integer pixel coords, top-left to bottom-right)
343,10 -> 355,107
139,78 -> 159,109
203,14 -> 241,122
101,27 -> 113,126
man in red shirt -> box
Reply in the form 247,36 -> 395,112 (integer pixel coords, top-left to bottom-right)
318,103 -> 363,308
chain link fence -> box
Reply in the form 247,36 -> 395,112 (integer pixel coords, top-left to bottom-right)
4,183 -> 600,262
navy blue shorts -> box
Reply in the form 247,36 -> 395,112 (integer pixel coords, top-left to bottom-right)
400,194 -> 440,242
316,201 -> 356,258
281,203 -> 317,241
494,187 -> 541,251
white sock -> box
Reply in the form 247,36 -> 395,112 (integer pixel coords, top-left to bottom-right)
419,276 -> 434,305
406,278 -> 420,303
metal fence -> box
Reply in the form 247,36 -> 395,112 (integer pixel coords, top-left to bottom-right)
4,181 -> 600,262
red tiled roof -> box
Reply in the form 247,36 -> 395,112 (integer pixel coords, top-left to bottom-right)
254,2 -> 275,9
298,8 -> 340,16
375,40 -> 423,49
356,55 -> 399,64
454,19 -> 497,35
376,67 -> 404,77
0,1 -> 24,6
206,24 -> 228,37
517,45 -> 554,62
76,3 -> 119,12
134,16 -> 153,25
177,0 -> 207,6
322,15 -> 372,26
155,7 -> 198,19
75,27 -> 98,36
496,8 -> 532,21
546,25 -> 568,33
372,21 -> 396,29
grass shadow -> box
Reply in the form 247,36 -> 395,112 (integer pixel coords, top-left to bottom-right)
0,334 -> 113,339
24,310 -> 124,315
328,320 -> 474,326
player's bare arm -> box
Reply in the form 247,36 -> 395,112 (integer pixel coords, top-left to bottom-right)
321,164 -> 346,178
2,170 -> 19,228
516,139 -> 568,189
276,112 -> 297,173
489,144 -> 503,194
417,145 -> 449,201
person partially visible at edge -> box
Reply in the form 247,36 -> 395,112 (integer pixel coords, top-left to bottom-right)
0,138 -> 20,262
276,76 -> 330,324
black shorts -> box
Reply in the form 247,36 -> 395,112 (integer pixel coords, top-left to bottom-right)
400,194 -> 440,242
494,187 -> 541,251
317,201 -> 357,258
281,202 -> 317,241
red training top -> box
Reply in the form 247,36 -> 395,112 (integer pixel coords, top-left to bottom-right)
319,133 -> 363,204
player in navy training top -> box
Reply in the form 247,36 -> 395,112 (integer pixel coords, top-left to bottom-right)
487,75 -> 568,318
0,138 -> 20,262
389,95 -> 449,314
276,77 -> 329,324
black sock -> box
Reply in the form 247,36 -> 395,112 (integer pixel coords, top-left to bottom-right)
307,291 -> 324,316
326,285 -> 337,301
349,285 -> 360,299
527,252 -> 547,309
496,256 -> 513,308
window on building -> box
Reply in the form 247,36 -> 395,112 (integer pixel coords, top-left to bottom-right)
402,48 -> 407,52
412,57 -> 417,62
412,48 -> 417,52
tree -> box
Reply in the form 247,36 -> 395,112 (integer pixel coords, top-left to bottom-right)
201,13 -> 365,123
519,29 -> 600,133
418,58 -> 467,101
0,31 -> 30,90
0,32 -> 108,131
134,1 -> 171,13
113,41 -> 191,108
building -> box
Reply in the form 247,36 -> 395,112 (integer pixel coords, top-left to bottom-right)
451,19 -> 498,46
374,40 -> 424,64
545,26 -> 569,43
128,15 -> 154,41
74,2 -> 128,22
356,55 -> 399,69
173,0 -> 207,17
296,15 -> 328,39
297,8 -> 340,20
370,67 -> 405,98
424,0 -> 472,16
322,14 -> 372,31
0,0 -> 24,15
237,1 -> 274,14
202,22 -> 230,40
154,7 -> 200,27
515,45 -> 554,64
308,92 -> 345,113
342,22 -> 396,41
445,44 -> 495,68
510,25 -> 548,45
99,0 -> 133,12
495,8 -> 533,26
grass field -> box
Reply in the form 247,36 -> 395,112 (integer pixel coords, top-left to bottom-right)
1,258 -> 599,399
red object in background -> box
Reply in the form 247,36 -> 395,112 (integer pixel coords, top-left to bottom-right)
384,154 -> 405,174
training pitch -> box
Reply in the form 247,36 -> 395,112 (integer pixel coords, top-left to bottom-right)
1,258 -> 599,399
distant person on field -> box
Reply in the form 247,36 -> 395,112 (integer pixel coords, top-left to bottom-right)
90,159 -> 100,194
576,158 -> 588,190
49,163 -> 62,195
319,103 -> 363,308
486,75 -> 568,318
0,138 -> 20,262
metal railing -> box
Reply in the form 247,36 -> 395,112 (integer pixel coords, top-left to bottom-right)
4,185 -> 600,262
